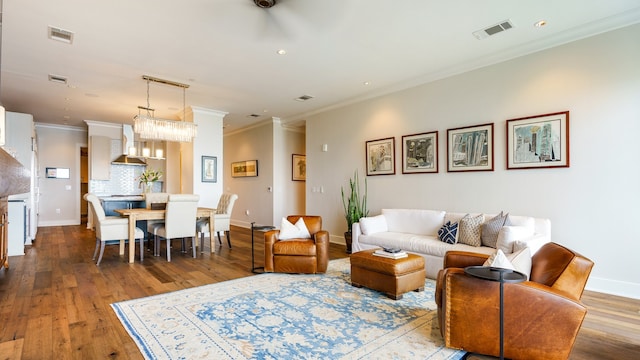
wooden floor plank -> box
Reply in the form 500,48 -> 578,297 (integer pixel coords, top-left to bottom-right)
0,224 -> 638,359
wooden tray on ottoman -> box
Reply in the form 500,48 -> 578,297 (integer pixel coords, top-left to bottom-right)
350,249 -> 425,300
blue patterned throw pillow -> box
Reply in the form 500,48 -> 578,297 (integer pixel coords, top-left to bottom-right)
438,221 -> 459,244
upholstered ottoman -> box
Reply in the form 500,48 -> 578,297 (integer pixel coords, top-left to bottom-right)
350,249 -> 425,300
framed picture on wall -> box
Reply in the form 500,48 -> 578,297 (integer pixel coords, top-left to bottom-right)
201,156 -> 217,182
401,131 -> 438,174
231,160 -> 258,177
447,123 -> 494,172
366,137 -> 396,176
292,154 -> 306,181
506,111 -> 570,169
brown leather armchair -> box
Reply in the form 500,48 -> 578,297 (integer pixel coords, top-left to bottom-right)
264,215 -> 329,274
435,242 -> 594,360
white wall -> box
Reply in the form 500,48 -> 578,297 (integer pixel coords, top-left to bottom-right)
224,119 -> 305,228
306,24 -> 640,298
35,124 -> 87,226
190,107 -> 226,208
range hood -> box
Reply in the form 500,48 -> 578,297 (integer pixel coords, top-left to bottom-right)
111,154 -> 146,166
111,124 -> 146,165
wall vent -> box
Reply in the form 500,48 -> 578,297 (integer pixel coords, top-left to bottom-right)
472,20 -> 514,40
294,94 -> 314,102
48,26 -> 74,44
48,74 -> 68,84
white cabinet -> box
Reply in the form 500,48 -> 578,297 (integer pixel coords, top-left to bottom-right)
90,135 -> 111,180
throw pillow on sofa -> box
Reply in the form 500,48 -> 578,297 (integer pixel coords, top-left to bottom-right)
483,247 -> 532,279
496,225 -> 534,254
481,211 -> 512,248
458,213 -> 484,247
278,217 -> 311,240
359,214 -> 388,235
438,221 -> 459,244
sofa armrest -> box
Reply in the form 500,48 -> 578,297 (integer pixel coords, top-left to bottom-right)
514,233 -> 550,255
351,222 -> 363,252
439,270 -> 587,360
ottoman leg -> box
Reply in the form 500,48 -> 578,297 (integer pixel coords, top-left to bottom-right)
414,286 -> 424,293
387,293 -> 403,300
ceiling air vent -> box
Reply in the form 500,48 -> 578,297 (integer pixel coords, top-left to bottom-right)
247,114 -> 261,118
294,95 -> 314,102
48,74 -> 68,84
472,20 -> 514,40
48,26 -> 74,44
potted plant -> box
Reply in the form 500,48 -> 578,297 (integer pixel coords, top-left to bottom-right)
341,170 -> 368,254
138,168 -> 163,193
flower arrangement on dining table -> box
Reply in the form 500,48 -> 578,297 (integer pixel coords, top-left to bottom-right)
138,168 -> 163,192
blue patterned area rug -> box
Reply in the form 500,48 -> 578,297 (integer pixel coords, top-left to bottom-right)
112,258 -> 465,360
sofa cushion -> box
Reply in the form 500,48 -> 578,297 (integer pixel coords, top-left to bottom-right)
496,225 -> 534,253
437,221 -> 459,244
359,214 -> 388,235
481,212 -> 511,248
278,217 -> 311,240
458,213 -> 484,247
382,209 -> 445,236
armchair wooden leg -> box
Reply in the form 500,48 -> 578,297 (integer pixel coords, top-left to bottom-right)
92,238 -> 100,260
226,231 -> 232,248
217,232 -> 222,245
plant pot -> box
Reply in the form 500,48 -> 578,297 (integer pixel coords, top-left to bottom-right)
344,231 -> 353,254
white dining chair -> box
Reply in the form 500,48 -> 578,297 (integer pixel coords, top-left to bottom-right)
155,194 -> 200,261
84,193 -> 145,265
144,192 -> 169,256
196,193 -> 238,251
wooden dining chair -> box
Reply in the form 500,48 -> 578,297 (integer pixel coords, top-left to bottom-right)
155,194 -> 200,261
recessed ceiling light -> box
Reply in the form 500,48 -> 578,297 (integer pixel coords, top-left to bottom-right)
363,81 -> 371,86
48,74 -> 68,84
294,94 -> 314,102
534,20 -> 547,28
277,49 -> 287,55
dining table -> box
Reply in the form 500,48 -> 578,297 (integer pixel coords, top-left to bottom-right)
114,207 -> 216,263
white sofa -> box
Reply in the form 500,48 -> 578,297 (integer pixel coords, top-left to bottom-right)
351,209 -> 551,279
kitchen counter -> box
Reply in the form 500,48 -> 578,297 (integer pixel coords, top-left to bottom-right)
99,195 -> 145,202
98,196 -> 145,216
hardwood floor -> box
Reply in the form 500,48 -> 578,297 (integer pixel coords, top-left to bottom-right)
0,225 -> 638,359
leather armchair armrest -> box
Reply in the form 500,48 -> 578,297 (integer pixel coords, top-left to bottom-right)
443,251 -> 489,269
314,230 -> 330,272
264,230 -> 280,272
441,271 -> 587,360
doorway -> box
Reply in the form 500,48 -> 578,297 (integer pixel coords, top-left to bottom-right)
80,146 -> 88,224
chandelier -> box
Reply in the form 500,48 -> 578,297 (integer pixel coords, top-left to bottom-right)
133,75 -> 197,142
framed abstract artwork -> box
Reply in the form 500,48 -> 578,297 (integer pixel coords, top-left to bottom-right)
231,160 -> 258,177
506,111 -> 570,170
292,154 -> 306,181
401,131 -> 438,174
447,123 -> 494,172
201,156 -> 217,182
366,137 -> 395,176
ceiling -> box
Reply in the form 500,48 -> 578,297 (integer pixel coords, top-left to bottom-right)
1,0 -> 639,133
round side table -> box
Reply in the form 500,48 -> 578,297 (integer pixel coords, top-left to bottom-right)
464,266 -> 526,360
